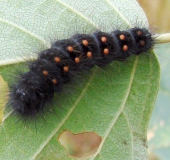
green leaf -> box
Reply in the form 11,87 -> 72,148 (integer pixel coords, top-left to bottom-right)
0,0 -> 160,159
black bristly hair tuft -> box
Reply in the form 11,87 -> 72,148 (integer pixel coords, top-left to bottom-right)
9,27 -> 154,118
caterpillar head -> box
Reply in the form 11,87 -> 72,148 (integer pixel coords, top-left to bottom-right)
9,71 -> 54,118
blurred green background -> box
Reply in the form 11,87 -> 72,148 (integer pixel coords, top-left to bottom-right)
138,0 -> 170,159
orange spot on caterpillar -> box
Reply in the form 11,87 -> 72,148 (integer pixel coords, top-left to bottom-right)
140,40 -> 145,46
42,70 -> 48,76
119,34 -> 125,40
123,45 -> 128,51
103,48 -> 109,55
54,57 -> 61,63
63,66 -> 69,72
82,40 -> 88,46
137,31 -> 142,36
87,51 -> 92,58
52,79 -> 57,84
75,57 -> 80,63
101,36 -> 107,43
67,46 -> 74,52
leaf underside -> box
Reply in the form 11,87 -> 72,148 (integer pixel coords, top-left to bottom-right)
0,0 -> 160,159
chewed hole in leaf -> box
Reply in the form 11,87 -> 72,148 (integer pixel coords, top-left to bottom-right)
59,130 -> 102,158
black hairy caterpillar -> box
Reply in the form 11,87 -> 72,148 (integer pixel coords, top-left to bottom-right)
9,27 -> 154,118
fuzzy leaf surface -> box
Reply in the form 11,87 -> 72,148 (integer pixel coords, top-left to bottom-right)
0,0 -> 160,159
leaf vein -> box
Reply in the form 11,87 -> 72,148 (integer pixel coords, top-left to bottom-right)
0,18 -> 50,47
122,111 -> 134,160
54,0 -> 99,29
31,68 -> 98,159
91,56 -> 139,159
